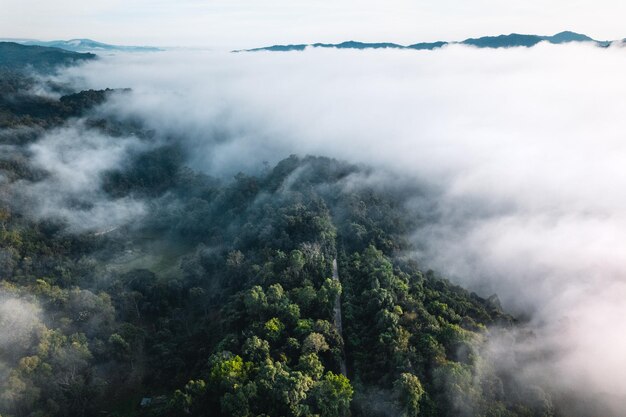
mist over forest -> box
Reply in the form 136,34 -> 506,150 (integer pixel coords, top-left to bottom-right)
1,39 -> 626,417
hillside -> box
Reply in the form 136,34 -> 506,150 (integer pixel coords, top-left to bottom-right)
0,42 -> 95,71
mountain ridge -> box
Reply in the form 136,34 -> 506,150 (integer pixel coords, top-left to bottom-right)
240,31 -> 615,52
0,38 -> 161,53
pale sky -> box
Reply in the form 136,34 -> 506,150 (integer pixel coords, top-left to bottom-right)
1,0 -> 625,49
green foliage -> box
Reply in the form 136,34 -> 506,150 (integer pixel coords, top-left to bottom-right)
310,372 -> 353,417
264,317 -> 285,340
394,373 -> 425,417
302,332 -> 330,354
0,80 -> 538,417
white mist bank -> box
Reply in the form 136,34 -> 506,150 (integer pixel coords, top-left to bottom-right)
14,123 -> 147,232
51,43 -> 626,411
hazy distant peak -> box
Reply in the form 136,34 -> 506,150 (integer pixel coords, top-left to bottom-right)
0,38 -> 161,53
240,31 -> 611,52
0,41 -> 95,72
548,31 -> 594,42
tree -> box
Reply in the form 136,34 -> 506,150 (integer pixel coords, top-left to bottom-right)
243,336 -> 270,363
302,333 -> 329,354
108,333 -> 130,361
244,286 -> 267,317
255,360 -> 314,417
310,372 -> 353,417
297,353 -> 324,380
264,317 -> 285,341
394,373 -> 425,417
209,353 -> 251,391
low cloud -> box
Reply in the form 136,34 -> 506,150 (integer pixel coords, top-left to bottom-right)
0,294 -> 42,381
0,294 -> 41,352
13,121 -> 147,232
41,43 -> 626,413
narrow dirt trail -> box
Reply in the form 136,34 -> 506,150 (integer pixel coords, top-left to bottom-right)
332,258 -> 348,376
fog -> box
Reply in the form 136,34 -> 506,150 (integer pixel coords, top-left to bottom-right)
0,294 -> 42,381
15,122 -> 147,232
0,295 -> 41,351
40,42 -> 626,412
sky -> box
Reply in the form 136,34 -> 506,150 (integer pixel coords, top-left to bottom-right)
2,0 -> 626,49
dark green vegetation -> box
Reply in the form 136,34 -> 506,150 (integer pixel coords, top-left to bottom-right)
0,78 -> 113,131
0,48 -> 556,417
241,31 -> 610,52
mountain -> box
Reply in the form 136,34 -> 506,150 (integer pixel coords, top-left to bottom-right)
548,30 -> 594,43
462,31 -> 599,48
245,41 -> 405,52
462,33 -> 544,48
408,41 -> 449,50
3,38 -> 161,53
0,42 -> 95,72
241,31 -> 609,52
244,41 -> 403,52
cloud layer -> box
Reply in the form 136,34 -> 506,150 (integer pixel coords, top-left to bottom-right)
50,43 -> 626,412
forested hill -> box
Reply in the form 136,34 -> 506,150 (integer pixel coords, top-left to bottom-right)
0,42 -> 95,72
0,43 -> 109,137
3,38 -> 161,53
0,57 -> 564,417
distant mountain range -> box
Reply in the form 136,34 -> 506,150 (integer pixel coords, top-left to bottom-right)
240,31 -> 616,52
0,42 -> 95,72
0,38 -> 160,53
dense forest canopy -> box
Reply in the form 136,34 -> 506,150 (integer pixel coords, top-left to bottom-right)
0,43 -> 605,417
